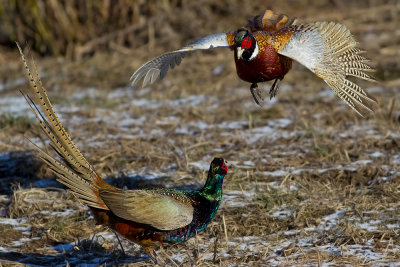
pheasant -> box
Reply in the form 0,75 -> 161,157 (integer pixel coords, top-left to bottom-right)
131,9 -> 377,117
16,43 -> 228,262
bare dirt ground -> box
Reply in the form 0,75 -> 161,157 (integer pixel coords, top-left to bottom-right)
0,0 -> 399,266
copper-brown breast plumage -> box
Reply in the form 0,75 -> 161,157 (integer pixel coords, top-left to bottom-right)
234,33 -> 292,83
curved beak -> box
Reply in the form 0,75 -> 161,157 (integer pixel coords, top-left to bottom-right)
237,47 -> 244,60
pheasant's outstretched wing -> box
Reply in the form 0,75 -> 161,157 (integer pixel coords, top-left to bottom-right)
273,22 -> 377,117
130,33 -> 234,88
100,188 -> 194,230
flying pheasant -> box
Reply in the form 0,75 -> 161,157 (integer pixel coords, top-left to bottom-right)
17,43 -> 228,262
130,9 -> 377,117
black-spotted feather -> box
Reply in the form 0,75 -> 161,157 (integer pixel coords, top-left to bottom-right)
17,43 -> 110,210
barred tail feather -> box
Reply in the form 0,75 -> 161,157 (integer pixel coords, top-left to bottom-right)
32,143 -> 106,209
277,22 -> 377,117
17,43 -> 111,210
314,22 -> 377,116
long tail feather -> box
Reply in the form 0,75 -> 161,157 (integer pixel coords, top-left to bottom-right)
314,22 -> 377,116
276,22 -> 377,117
17,43 -> 111,210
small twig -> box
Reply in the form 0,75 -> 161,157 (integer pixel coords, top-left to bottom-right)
160,248 -> 179,267
222,212 -> 228,245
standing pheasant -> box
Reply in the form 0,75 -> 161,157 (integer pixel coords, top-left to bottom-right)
131,9 -> 377,117
16,43 -> 228,261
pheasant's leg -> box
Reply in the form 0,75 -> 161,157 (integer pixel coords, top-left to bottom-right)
250,83 -> 264,106
144,246 -> 159,265
113,230 -> 125,254
269,78 -> 282,100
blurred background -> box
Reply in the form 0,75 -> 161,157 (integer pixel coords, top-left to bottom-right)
0,0 -> 399,60
0,0 -> 398,92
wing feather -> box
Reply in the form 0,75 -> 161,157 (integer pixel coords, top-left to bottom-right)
100,189 -> 194,230
130,33 -> 230,88
276,22 -> 377,117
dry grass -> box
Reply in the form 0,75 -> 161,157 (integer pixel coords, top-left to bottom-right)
0,0 -> 399,266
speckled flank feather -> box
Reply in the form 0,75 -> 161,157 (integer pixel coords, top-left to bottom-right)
276,22 -> 377,117
16,43 -> 111,210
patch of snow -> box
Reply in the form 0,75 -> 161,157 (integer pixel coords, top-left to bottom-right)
385,223 -> 399,229
243,119 -> 300,144
283,229 -> 302,236
118,116 -> 147,127
316,87 -> 335,99
341,244 -> 385,262
357,220 -> 381,231
11,237 -> 40,247
267,118 -> 292,128
241,161 -> 255,167
218,120 -> 247,130
317,209 -> 347,230
0,77 -> 26,92
297,236 -> 314,247
107,87 -> 132,98
222,190 -> 256,208
14,225 -> 32,233
271,209 -> 293,219
131,98 -> 162,109
155,116 -> 180,125
189,161 -> 210,171
149,129 -> 166,136
261,169 -> 289,177
391,154 -> 400,165
40,209 -> 76,217
370,151 -> 385,158
0,217 -> 28,226
72,87 -> 100,99
0,96 -> 31,115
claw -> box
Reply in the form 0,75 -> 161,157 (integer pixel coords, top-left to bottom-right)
250,83 -> 264,106
113,231 -> 126,254
144,246 -> 159,265
269,78 -> 282,100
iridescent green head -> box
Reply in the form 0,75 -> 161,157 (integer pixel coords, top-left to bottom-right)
209,157 -> 228,176
200,158 -> 228,201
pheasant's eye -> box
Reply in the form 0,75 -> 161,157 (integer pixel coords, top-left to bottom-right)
241,36 -> 252,50
235,31 -> 247,46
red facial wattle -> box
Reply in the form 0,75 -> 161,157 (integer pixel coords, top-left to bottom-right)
221,158 -> 228,173
241,36 -> 251,50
